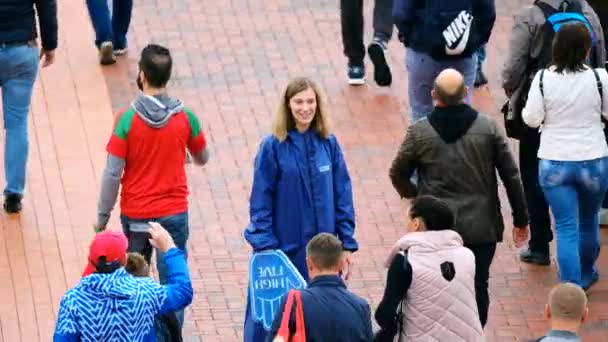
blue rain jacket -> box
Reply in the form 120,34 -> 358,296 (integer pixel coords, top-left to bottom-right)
245,130 -> 358,277
53,248 -> 193,342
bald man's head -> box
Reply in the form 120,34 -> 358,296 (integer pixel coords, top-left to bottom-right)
432,69 -> 467,106
547,283 -> 588,322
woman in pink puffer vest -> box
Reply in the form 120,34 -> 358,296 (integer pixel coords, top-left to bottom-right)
374,196 -> 484,342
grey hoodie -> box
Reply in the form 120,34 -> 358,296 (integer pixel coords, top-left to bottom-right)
94,94 -> 209,229
132,94 -> 184,128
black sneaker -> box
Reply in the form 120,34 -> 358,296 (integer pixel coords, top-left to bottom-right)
583,272 -> 600,292
519,248 -> 550,266
367,40 -> 392,87
347,64 -> 365,85
3,192 -> 23,214
474,70 -> 488,88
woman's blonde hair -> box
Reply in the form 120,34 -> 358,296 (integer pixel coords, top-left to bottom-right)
272,77 -> 332,141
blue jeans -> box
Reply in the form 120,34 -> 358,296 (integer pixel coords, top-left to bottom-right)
405,48 -> 477,122
476,45 -> 486,72
539,158 -> 608,287
85,0 -> 133,49
0,43 -> 39,195
120,211 -> 189,333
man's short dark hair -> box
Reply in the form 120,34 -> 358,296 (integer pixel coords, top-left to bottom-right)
433,81 -> 466,106
139,44 -> 172,88
409,196 -> 455,231
306,233 -> 343,269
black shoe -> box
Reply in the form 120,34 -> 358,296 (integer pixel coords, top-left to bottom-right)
3,192 -> 23,214
367,40 -> 392,87
519,248 -> 550,266
347,64 -> 365,85
99,41 -> 116,65
474,70 -> 488,88
583,272 -> 599,291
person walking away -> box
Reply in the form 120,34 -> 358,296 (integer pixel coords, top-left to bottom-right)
522,22 -> 608,290
374,196 -> 484,342
502,0 -> 605,265
268,233 -> 373,342
243,77 -> 359,342
586,0 -> 608,225
0,0 -> 57,213
84,0 -> 133,65
93,44 -> 210,333
533,283 -> 589,342
393,0 -> 496,122
389,69 -> 529,327
53,223 -> 193,341
340,0 -> 394,86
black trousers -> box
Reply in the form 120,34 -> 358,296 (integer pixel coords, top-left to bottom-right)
340,0 -> 394,65
519,129 -> 553,253
465,243 -> 497,328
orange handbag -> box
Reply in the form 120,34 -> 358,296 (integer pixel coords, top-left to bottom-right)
274,290 -> 306,342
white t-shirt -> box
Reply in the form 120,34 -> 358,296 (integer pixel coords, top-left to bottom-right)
522,66 -> 608,161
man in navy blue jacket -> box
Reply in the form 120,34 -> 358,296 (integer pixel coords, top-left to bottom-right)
393,0 -> 495,122
268,233 -> 373,342
0,0 -> 57,214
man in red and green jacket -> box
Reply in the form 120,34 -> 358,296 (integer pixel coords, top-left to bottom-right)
93,44 -> 209,332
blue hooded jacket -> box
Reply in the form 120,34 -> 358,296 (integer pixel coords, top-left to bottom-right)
53,248 -> 193,342
244,131 -> 358,279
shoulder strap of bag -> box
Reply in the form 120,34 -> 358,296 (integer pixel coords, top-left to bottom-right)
592,68 -> 604,109
539,68 -> 604,108
293,290 -> 307,342
275,291 -> 296,340
539,69 -> 546,98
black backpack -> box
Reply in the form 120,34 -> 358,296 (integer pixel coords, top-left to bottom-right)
504,0 -> 601,139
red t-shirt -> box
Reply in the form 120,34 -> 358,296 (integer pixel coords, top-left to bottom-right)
107,108 -> 206,218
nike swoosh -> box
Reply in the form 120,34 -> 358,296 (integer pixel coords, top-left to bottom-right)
446,21 -> 471,55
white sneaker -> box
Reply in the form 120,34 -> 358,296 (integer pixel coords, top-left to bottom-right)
600,208 -> 608,226
114,47 -> 128,56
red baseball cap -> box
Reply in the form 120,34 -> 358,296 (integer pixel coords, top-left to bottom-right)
82,230 -> 128,277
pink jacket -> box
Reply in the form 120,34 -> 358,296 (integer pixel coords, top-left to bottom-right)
387,230 -> 484,342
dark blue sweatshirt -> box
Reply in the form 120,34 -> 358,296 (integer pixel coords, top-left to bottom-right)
393,0 -> 496,59
0,0 -> 58,50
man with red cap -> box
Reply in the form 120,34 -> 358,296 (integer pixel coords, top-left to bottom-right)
53,223 -> 193,342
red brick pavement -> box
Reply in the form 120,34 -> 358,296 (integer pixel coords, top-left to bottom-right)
1,0 -> 608,341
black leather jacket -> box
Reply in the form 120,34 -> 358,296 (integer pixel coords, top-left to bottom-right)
389,106 -> 529,245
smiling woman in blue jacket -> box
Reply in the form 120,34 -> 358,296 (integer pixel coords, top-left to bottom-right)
243,77 -> 359,342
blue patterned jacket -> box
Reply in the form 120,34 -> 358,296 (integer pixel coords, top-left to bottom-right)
53,248 -> 192,341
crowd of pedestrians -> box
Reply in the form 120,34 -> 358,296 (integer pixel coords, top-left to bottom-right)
2,0 -> 608,341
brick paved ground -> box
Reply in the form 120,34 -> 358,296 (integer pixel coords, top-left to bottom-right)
1,0 -> 608,341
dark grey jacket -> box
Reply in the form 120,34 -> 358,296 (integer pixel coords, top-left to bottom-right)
389,105 -> 528,245
502,0 -> 605,96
